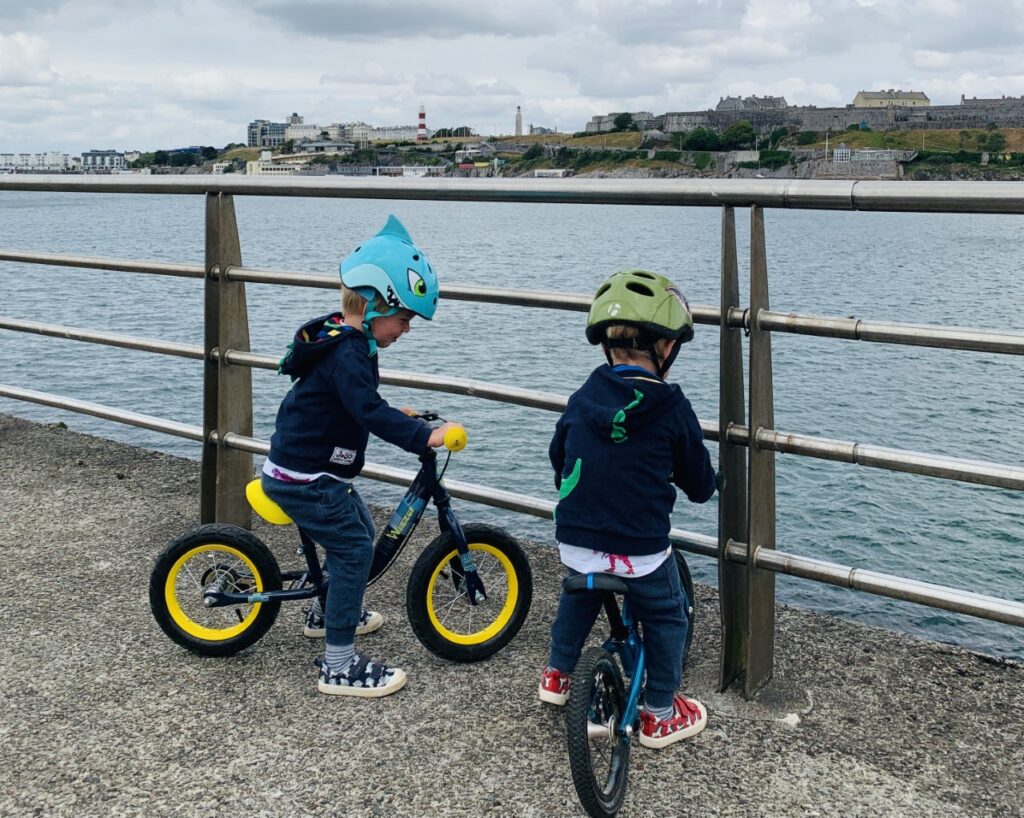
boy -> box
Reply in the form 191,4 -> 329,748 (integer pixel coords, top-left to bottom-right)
262,215 -> 459,697
539,269 -> 717,748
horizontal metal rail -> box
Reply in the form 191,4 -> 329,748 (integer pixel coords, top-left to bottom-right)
741,308 -> 1024,356
226,265 -> 725,322
725,540 -> 1024,627
0,250 -> 204,279
1,383 -> 1018,626
6,253 -> 1022,352
723,425 -> 1024,491
222,349 -> 571,413
3,175 -> 1024,214
0,317 -> 205,360
0,385 -> 202,441
2,316 -> 1021,490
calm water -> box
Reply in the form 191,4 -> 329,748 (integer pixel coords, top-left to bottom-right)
1,191 -> 1022,659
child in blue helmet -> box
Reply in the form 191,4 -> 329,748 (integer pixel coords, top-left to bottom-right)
262,215 -> 459,697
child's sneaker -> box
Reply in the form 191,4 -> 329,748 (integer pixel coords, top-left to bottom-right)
303,607 -> 383,638
315,654 -> 407,698
538,666 -> 571,706
638,693 -> 707,748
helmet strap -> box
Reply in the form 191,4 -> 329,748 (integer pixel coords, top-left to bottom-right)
657,339 -> 681,378
604,336 -> 679,378
360,304 -> 399,357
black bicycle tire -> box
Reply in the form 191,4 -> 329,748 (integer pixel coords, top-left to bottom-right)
149,523 -> 282,657
567,647 -> 631,818
674,547 -> 696,660
406,523 -> 532,662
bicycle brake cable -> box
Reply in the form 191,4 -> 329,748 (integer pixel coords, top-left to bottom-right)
438,449 -> 452,480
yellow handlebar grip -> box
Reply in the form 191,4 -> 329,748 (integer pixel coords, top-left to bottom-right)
444,425 -> 468,452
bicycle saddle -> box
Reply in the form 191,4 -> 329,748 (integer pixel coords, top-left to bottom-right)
245,479 -> 293,525
564,573 -> 630,596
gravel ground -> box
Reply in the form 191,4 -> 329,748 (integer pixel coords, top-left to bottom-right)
1,413 -> 1021,818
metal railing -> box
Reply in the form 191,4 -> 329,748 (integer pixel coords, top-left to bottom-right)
2,175 -> 1023,700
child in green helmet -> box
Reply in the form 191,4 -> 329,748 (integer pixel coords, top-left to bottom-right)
539,270 -> 717,748
262,215 -> 459,697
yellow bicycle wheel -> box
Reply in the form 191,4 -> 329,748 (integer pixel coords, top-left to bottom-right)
149,524 -> 282,657
407,524 -> 532,662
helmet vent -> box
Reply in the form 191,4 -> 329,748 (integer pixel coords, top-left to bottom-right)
413,254 -> 420,261
633,271 -> 656,279
626,281 -> 654,296
595,283 -> 612,297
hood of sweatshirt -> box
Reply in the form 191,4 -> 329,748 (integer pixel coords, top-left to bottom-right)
278,313 -> 362,380
573,365 -> 683,443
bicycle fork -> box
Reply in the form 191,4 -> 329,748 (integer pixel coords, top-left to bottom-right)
434,484 -> 487,605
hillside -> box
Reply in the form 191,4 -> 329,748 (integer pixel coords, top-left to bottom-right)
790,127 -> 1024,152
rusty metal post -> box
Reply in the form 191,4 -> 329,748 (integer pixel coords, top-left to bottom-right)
717,205 -> 749,692
201,193 -> 253,527
744,205 -> 777,698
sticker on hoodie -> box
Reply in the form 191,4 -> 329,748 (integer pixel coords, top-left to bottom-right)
330,447 -> 357,466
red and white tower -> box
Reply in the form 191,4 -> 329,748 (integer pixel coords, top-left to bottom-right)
417,105 -> 427,142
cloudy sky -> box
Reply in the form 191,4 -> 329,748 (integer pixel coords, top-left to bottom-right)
2,0 -> 1023,153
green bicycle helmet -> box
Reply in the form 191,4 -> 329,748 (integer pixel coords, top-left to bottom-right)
586,269 -> 694,376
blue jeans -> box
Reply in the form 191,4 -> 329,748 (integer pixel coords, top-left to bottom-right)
261,474 -> 376,646
546,556 -> 688,710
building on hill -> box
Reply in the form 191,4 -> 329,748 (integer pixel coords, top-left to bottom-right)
371,125 -> 420,142
285,123 -> 322,142
0,152 -> 76,172
717,95 -> 788,111
246,150 -> 300,175
81,150 -> 126,172
583,111 -> 656,133
961,95 -> 1024,108
294,140 -> 355,156
248,119 -> 288,147
853,90 -> 930,108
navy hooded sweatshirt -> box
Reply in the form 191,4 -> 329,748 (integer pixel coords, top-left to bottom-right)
267,313 -> 431,479
549,364 -> 716,555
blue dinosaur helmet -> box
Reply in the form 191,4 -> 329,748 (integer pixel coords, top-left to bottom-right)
339,215 -> 439,320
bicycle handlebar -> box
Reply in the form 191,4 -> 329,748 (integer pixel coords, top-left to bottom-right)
406,411 -> 467,453
443,425 -> 468,452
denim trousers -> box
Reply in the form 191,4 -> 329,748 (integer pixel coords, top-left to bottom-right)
261,473 -> 376,646
546,555 -> 688,710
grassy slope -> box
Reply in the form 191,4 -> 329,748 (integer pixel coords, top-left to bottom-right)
490,132 -> 643,148
219,147 -> 262,161
790,127 -> 1024,152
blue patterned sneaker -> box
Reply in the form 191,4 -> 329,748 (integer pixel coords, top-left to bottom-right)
303,606 -> 383,638
315,654 -> 407,698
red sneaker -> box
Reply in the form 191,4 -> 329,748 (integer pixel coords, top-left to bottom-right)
638,693 -> 708,748
538,666 -> 571,706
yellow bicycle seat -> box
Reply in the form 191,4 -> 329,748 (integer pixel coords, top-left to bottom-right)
245,479 -> 293,525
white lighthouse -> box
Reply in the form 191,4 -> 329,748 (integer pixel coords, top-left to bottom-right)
417,105 -> 427,142
515,105 -> 522,137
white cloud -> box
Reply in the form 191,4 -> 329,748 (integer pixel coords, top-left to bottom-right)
0,32 -> 60,86
2,0 -> 1024,152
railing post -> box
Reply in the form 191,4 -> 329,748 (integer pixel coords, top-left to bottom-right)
744,205 -> 777,698
201,193 -> 253,527
717,205 -> 749,692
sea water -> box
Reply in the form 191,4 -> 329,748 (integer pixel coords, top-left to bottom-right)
1,191 -> 1022,659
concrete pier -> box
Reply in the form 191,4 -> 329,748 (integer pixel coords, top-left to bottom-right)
1,413 -> 1021,818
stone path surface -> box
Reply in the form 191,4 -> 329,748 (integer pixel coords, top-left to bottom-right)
1,413 -> 1021,818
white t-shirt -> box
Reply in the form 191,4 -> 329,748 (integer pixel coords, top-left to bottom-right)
558,541 -> 672,577
262,458 -> 344,484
